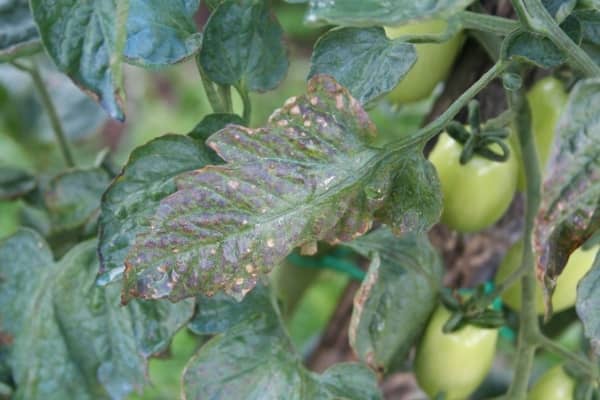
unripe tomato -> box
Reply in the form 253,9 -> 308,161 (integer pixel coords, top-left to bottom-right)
513,77 -> 568,190
528,365 -> 575,400
415,305 -> 498,400
428,132 -> 518,233
495,241 -> 599,314
384,20 -> 464,104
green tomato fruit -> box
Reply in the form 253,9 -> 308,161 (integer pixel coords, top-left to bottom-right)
415,305 -> 498,400
513,76 -> 568,190
429,132 -> 518,233
496,241 -> 599,314
385,20 -> 464,104
528,365 -> 575,400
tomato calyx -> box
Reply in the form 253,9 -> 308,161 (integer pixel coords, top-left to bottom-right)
446,100 -> 511,164
439,286 -> 505,333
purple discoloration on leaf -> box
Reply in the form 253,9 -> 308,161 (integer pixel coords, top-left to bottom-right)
122,75 -> 393,303
534,79 -> 600,295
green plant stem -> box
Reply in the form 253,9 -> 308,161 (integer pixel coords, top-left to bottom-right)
386,61 -> 508,155
536,334 -> 600,378
218,84 -> 233,113
458,11 -> 520,36
236,84 -> 252,125
11,61 -> 75,168
512,0 -> 600,77
196,58 -> 225,113
504,78 -> 541,400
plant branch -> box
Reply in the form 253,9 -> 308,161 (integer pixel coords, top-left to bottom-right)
218,84 -> 233,113
196,57 -> 225,113
504,76 -> 541,400
458,11 -> 520,36
386,60 -> 508,155
236,83 -> 252,125
11,61 -> 75,168
512,0 -> 600,77
536,334 -> 600,378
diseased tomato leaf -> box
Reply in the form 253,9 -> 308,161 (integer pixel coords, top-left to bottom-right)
0,0 -> 41,62
576,250 -> 600,354
0,229 -> 193,400
30,0 -> 127,120
198,0 -> 289,92
122,75 -> 393,302
45,168 -> 110,233
309,27 -> 417,106
123,75 -> 440,303
182,286 -> 381,400
346,228 -> 443,372
534,79 -> 600,296
98,135 -> 214,285
304,0 -> 475,27
124,0 -> 202,67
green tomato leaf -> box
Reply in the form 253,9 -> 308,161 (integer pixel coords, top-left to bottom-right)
0,230 -> 194,400
0,166 -> 36,200
188,285 -> 273,335
198,0 -> 289,92
346,228 -> 443,372
574,9 -> 600,46
45,168 -> 110,233
376,153 -> 443,235
122,75 -> 400,303
30,0 -> 127,120
124,0 -> 202,67
576,250 -> 600,354
304,0 -> 475,27
182,290 -> 381,400
0,0 -> 42,62
534,79 -> 600,292
542,0 -> 577,22
98,135 -> 213,285
0,63 -> 108,143
309,27 -> 417,105
502,17 -> 582,68
188,113 -> 245,164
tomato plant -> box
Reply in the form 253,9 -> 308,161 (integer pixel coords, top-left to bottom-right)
496,241 -> 599,314
528,365 -> 575,400
1,1 -> 600,400
385,19 -> 464,104
429,131 -> 518,232
415,305 -> 498,400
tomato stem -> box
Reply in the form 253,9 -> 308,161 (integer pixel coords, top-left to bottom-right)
504,72 -> 541,400
385,61 -> 508,156
196,56 -> 226,113
458,11 -> 519,36
11,60 -> 76,168
536,334 -> 600,379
